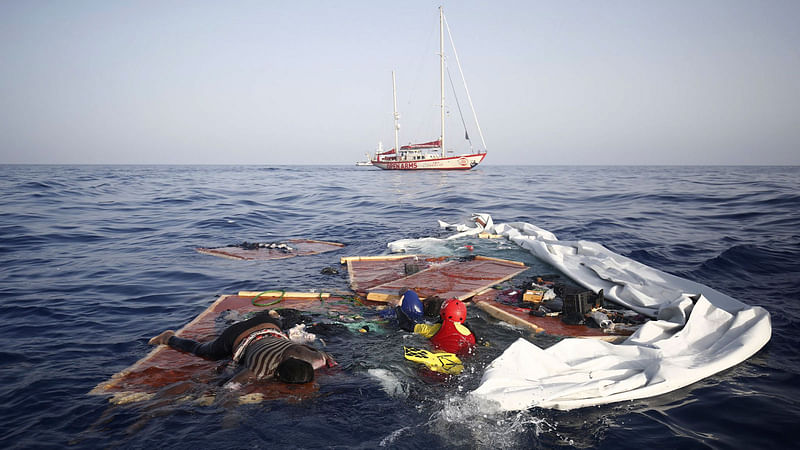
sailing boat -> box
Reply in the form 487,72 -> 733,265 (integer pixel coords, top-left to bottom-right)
370,7 -> 487,170
355,150 -> 373,166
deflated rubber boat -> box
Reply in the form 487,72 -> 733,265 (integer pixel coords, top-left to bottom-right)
389,214 -> 772,411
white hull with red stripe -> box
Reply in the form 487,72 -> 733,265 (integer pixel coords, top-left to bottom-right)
371,153 -> 485,170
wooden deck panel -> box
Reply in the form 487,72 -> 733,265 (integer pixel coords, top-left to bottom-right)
90,292 -> 366,405
197,239 -> 344,260
364,256 -> 527,302
472,290 -> 630,342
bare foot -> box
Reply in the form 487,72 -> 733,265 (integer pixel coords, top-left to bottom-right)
148,330 -> 175,345
269,310 -> 280,318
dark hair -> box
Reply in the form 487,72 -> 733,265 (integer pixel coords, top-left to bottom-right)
273,308 -> 312,329
275,358 -> 314,384
422,295 -> 445,319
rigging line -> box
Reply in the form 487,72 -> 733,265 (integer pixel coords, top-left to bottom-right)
443,13 -> 487,152
446,65 -> 474,151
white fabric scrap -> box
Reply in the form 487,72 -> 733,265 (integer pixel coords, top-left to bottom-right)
389,214 -> 772,411
389,213 -> 493,253
287,324 -> 316,344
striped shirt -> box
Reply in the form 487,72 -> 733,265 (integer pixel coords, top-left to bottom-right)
232,328 -> 287,363
241,335 -> 296,379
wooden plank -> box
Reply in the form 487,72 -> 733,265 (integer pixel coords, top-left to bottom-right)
340,254 -> 417,264
365,292 -> 396,303
237,291 -> 330,300
474,299 -> 546,333
474,255 -> 527,267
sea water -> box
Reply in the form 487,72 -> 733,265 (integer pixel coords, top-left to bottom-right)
0,164 -> 798,449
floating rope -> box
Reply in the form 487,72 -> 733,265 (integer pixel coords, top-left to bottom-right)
251,290 -> 285,307
327,290 -> 367,307
349,295 -> 365,306
338,293 -> 365,306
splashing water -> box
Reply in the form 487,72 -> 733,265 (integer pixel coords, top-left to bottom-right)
427,394 -> 559,448
368,368 -> 410,399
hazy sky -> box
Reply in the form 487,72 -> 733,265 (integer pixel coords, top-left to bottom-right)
1,0 -> 798,165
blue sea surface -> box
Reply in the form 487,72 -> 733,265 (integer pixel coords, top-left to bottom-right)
0,165 -> 798,449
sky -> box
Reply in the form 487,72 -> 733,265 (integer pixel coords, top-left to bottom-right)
0,0 -> 798,165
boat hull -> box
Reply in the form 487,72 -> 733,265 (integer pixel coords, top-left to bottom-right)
371,153 -> 486,170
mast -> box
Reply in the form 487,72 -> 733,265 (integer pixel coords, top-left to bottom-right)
439,6 -> 445,158
392,71 -> 400,160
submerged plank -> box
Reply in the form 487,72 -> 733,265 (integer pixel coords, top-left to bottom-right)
343,255 -> 443,292
197,239 -> 344,260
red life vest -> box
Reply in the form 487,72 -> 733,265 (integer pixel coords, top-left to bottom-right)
430,319 -> 476,356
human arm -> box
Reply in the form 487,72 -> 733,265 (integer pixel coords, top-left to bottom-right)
322,351 -> 338,368
226,367 -> 256,385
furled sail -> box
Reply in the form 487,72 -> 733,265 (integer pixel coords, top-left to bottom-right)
400,140 -> 441,150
